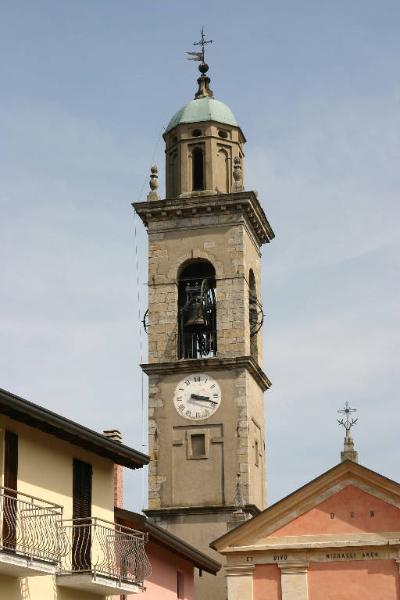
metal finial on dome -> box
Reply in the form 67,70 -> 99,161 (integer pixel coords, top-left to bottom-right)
186,27 -> 214,99
337,402 -> 359,463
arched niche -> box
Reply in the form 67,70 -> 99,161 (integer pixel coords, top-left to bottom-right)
215,147 -> 230,194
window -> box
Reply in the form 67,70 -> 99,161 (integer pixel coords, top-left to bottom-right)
73,459 -> 92,520
218,129 -> 228,138
191,434 -> 206,457
73,459 -> 92,570
178,260 -> 216,359
192,129 -> 202,137
192,147 -> 204,191
255,439 -> 260,467
170,151 -> 178,198
177,571 -> 184,599
249,269 -> 259,360
3,430 -> 18,550
4,430 -> 18,491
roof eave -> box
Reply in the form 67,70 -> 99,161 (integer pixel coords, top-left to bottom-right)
211,460 -> 400,552
115,507 -> 221,574
0,388 -> 149,470
164,120 -> 246,142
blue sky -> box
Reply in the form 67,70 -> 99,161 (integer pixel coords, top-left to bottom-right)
1,1 -> 399,509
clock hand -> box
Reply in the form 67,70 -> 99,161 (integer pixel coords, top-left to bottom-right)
190,394 -> 218,405
191,393 -> 210,401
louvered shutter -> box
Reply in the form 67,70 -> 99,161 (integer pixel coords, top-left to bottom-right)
72,458 -> 92,570
3,430 -> 18,550
4,430 -> 18,491
73,458 -> 92,520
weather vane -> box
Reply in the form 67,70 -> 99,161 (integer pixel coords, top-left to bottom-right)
337,401 -> 358,433
186,27 -> 213,64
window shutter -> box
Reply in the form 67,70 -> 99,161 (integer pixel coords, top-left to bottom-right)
3,430 -> 18,550
4,430 -> 18,491
73,458 -> 92,520
72,459 -> 92,570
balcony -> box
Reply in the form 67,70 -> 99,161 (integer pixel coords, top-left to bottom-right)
57,517 -> 151,595
0,486 -> 64,577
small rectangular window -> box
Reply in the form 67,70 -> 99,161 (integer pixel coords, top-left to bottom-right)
191,434 -> 206,457
177,571 -> 184,599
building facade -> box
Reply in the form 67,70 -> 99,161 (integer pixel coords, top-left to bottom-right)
116,508 -> 220,600
134,60 -> 274,599
212,459 -> 400,600
0,387 -> 149,599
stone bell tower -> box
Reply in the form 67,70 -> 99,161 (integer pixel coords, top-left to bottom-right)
133,48 -> 274,600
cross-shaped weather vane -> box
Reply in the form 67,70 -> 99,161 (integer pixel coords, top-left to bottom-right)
186,27 -> 213,64
337,401 -> 358,433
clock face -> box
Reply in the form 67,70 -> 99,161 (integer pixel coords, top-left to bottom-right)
173,373 -> 221,421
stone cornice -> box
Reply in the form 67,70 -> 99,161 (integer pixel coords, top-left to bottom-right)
141,356 -> 272,392
225,543 -> 400,567
132,191 -> 275,247
229,532 -> 400,553
145,504 -> 261,519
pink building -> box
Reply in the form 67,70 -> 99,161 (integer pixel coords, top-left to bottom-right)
116,508 -> 220,600
212,460 -> 400,600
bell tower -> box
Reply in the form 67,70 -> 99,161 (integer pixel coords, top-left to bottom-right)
133,42 -> 274,600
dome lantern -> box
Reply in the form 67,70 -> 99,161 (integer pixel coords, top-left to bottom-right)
163,44 -> 246,199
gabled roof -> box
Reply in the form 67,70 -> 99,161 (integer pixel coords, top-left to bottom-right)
0,387 -> 149,469
116,507 -> 221,575
211,460 -> 400,553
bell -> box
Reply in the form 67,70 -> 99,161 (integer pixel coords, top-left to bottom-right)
184,297 -> 205,327
183,281 -> 205,327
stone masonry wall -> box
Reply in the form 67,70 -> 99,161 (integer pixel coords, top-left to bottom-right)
147,212 -> 261,364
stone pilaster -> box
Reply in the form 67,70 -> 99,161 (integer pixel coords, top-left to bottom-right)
279,563 -> 309,600
225,565 -> 254,600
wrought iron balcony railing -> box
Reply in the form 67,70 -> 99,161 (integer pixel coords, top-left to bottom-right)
0,486 -> 64,564
60,517 -> 151,589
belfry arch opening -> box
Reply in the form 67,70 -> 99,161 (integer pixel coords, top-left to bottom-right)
192,147 -> 204,191
178,260 -> 217,359
249,269 -> 258,360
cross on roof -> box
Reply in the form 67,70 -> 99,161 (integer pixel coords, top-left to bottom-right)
186,27 -> 213,64
337,401 -> 358,433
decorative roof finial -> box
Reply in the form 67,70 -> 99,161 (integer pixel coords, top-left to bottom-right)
227,473 -> 250,530
232,156 -> 244,192
147,165 -> 160,201
234,472 -> 245,509
337,401 -> 359,463
186,27 -> 214,99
